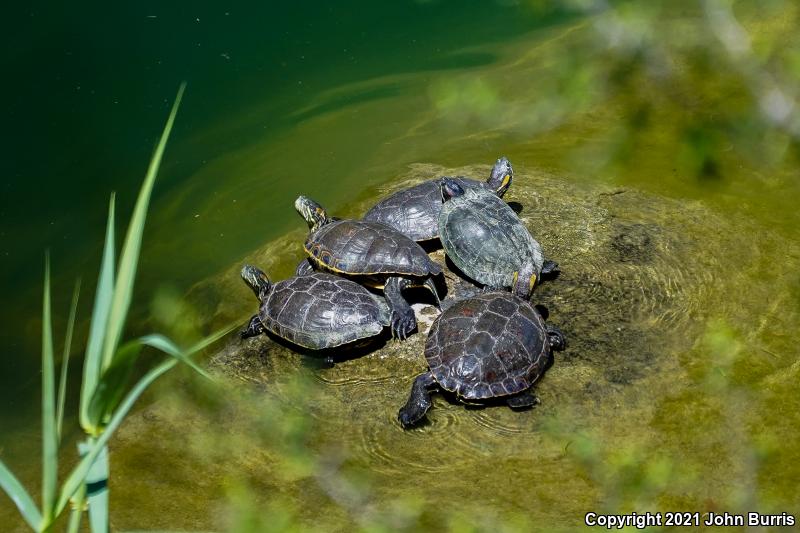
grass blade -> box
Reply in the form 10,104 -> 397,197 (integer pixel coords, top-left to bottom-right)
140,334 -> 211,380
100,84 -> 185,372
55,358 -> 178,516
0,460 -> 43,530
87,341 -> 143,429
57,279 -> 82,442
186,322 -> 239,355
54,322 -> 233,516
41,253 -> 58,522
80,195 -> 116,433
65,482 -> 86,533
140,322 -> 237,380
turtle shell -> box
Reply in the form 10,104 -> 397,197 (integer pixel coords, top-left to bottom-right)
363,177 -> 487,241
439,187 -> 543,288
260,272 -> 390,350
424,292 -> 550,400
305,219 -> 442,277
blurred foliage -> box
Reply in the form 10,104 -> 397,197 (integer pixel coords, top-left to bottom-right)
431,0 -> 800,183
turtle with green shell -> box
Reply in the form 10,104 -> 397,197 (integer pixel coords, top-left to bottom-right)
240,265 -> 390,352
363,156 -> 513,242
398,292 -> 566,428
438,177 -> 559,295
295,195 -> 442,339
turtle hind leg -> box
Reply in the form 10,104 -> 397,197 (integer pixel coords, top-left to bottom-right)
241,315 -> 265,339
384,276 -> 417,340
506,391 -> 541,410
398,372 -> 437,428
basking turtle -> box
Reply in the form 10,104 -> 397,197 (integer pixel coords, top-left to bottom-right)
295,195 -> 442,339
438,178 -> 558,298
397,292 -> 566,428
362,157 -> 513,241
240,265 -> 390,350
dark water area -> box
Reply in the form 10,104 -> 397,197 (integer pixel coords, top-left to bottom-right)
0,1 -> 570,425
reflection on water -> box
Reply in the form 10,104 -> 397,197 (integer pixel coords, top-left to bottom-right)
2,1 -> 800,531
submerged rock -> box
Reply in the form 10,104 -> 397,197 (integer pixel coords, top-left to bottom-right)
189,162 -> 738,395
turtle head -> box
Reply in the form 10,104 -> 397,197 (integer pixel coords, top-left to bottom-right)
511,260 -> 539,299
547,325 -> 567,352
486,156 -> 513,197
294,195 -> 329,232
440,178 -> 465,203
240,264 -> 272,300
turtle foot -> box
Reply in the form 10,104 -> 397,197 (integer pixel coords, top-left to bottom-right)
390,308 -> 417,340
240,315 -> 265,339
398,373 -> 436,428
506,391 -> 540,410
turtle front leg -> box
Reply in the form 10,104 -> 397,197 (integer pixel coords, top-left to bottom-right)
506,391 -> 541,410
295,258 -> 315,277
398,372 -> 438,428
541,259 -> 560,280
384,276 -> 417,340
240,315 -> 265,339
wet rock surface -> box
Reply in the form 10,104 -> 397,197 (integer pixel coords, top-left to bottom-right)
191,163 -> 734,395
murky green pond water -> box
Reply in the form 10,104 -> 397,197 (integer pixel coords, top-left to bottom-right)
2,2 -> 799,531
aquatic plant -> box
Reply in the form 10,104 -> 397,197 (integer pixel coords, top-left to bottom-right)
0,84 -> 231,533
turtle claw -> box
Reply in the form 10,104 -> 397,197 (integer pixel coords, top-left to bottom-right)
390,308 -> 416,340
241,315 -> 265,339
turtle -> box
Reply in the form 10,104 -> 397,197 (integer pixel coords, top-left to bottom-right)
362,156 -> 513,242
438,177 -> 559,298
295,195 -> 442,339
397,292 -> 566,428
240,265 -> 390,352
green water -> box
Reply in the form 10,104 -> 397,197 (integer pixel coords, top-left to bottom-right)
2,1 -> 800,531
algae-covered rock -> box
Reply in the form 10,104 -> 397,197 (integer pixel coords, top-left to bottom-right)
190,162 -> 736,395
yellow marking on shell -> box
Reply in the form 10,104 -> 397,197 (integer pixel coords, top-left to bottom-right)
304,244 -> 429,276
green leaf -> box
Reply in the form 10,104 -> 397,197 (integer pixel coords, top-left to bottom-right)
57,279 -> 81,442
0,460 -> 42,530
140,334 -> 211,380
80,195 -> 116,433
54,322 -> 234,517
55,358 -> 179,517
100,84 -> 185,373
140,321 -> 237,380
87,341 -> 143,430
41,253 -> 58,521
186,322 -> 239,355
65,482 -> 86,533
